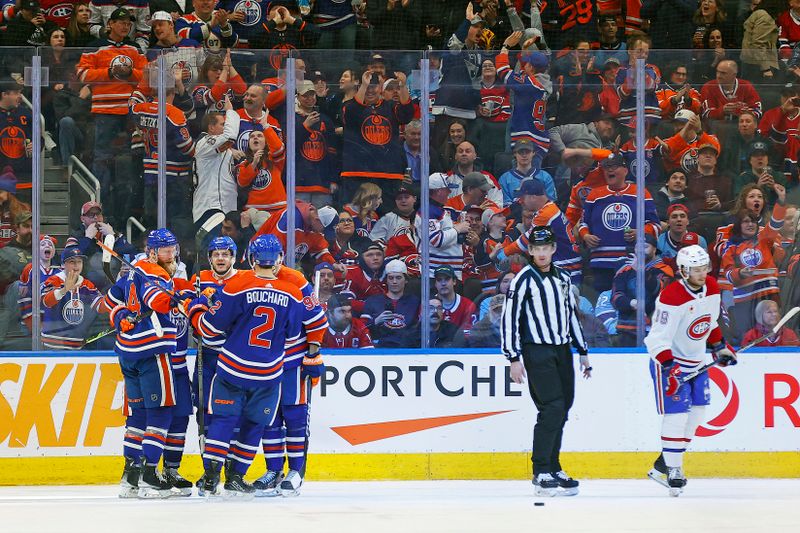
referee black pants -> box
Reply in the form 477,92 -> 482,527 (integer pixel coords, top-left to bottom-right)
521,342 -> 575,476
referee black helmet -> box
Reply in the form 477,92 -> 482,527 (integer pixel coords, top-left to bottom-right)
529,225 -> 555,245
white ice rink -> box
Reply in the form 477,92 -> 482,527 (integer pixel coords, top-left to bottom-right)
2,479 -> 799,533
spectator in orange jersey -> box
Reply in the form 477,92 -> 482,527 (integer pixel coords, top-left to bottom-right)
656,62 -> 702,122
446,172 -> 500,212
661,109 -> 721,174
235,127 -> 286,213
722,182 -> 787,334
741,300 -> 800,347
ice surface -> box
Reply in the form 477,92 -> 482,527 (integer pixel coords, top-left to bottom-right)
1,479 -> 798,533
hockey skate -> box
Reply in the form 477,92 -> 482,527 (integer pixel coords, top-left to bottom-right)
165,467 -> 193,497
553,470 -> 580,496
647,453 -> 669,489
279,470 -> 303,497
532,473 -> 560,497
667,467 -> 687,497
224,471 -> 256,500
137,465 -> 172,499
198,462 -> 222,498
118,457 -> 141,499
253,470 -> 284,497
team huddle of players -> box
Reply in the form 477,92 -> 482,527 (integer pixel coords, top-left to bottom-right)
106,228 -> 326,499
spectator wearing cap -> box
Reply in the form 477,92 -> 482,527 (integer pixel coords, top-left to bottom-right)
453,293 -> 504,348
718,110 -> 766,176
88,2 -> 149,50
40,245 -> 106,349
2,0 -> 58,47
70,200 -> 135,291
370,184 -> 417,245
734,140 -> 787,208
499,139 -> 557,206
0,168 -> 30,249
322,294 -> 374,349
661,109 -> 721,174
578,153 -> 661,292
361,259 -> 420,348
446,141 -> 503,207
340,242 -> 387,309
339,67 -> 414,202
493,178 -> 583,283
314,262 -> 337,310
144,11 -> 203,91
249,3 -> 319,74
434,264 -> 477,334
294,78 -> 338,208
0,83 -> 34,187
470,207 -> 512,294
445,171 -> 500,212
657,204 -> 708,259
496,33 -> 552,160
591,14 -> 627,67
655,62 -> 702,123
653,170 -> 689,223
611,235 -> 673,346
424,173 -> 470,279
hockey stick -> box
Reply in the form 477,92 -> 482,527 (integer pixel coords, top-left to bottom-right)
678,306 -> 800,384
81,310 -> 154,348
194,274 -> 206,453
300,270 -> 323,479
101,233 -> 117,284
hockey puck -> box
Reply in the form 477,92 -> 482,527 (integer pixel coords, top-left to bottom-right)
534,502 -> 545,506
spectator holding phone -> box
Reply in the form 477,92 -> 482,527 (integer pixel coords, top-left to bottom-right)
733,141 -> 787,208
361,259 -> 420,348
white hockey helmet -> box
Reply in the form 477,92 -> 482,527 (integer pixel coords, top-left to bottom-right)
676,244 -> 710,279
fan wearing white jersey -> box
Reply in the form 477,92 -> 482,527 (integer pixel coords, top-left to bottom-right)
643,245 -> 737,496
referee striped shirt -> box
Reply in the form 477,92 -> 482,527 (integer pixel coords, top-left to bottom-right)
501,263 -> 588,361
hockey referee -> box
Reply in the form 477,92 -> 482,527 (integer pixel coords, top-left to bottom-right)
501,225 -> 592,497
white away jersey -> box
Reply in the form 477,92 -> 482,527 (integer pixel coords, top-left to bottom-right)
644,276 -> 723,371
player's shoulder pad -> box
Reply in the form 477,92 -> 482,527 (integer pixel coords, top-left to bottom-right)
278,266 -> 310,289
133,259 -> 170,281
658,279 -> 702,306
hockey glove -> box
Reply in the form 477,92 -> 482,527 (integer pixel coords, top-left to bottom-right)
662,361 -> 682,396
711,342 -> 737,367
110,306 -> 135,333
301,354 -> 325,380
185,295 -> 210,331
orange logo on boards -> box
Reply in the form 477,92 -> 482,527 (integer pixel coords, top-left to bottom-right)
361,115 -> 391,146
0,126 -> 27,159
331,410 -> 513,446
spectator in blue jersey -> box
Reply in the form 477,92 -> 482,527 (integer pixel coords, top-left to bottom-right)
175,0 -> 238,53
611,235 -> 674,346
295,79 -> 338,207
614,32 -> 661,128
498,139 -> 557,206
496,32 -> 552,167
657,204 -> 708,259
361,259 -> 420,348
312,0 -> 358,50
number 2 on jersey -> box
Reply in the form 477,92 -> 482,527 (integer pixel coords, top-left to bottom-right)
248,306 -> 276,349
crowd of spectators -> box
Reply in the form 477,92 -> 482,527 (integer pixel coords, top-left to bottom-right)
0,0 -> 800,350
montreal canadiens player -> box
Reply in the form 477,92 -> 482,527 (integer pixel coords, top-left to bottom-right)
643,244 -> 737,496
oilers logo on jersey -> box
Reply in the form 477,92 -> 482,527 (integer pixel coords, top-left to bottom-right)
740,248 -> 763,268
628,158 -> 651,179
62,298 -> 85,325
252,168 -> 273,191
679,149 -> 699,174
602,203 -> 632,231
234,0 -> 262,26
294,242 -> 309,264
171,307 -> 189,338
687,314 -> 712,340
110,55 -> 134,71
302,132 -> 325,162
361,115 -> 392,146
236,130 -> 252,152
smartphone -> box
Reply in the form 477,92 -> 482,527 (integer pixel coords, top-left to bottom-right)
370,72 -> 381,86
312,105 -> 320,114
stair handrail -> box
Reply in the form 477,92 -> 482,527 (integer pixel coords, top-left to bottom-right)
20,94 -> 56,151
126,216 -> 146,243
68,156 -> 101,201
